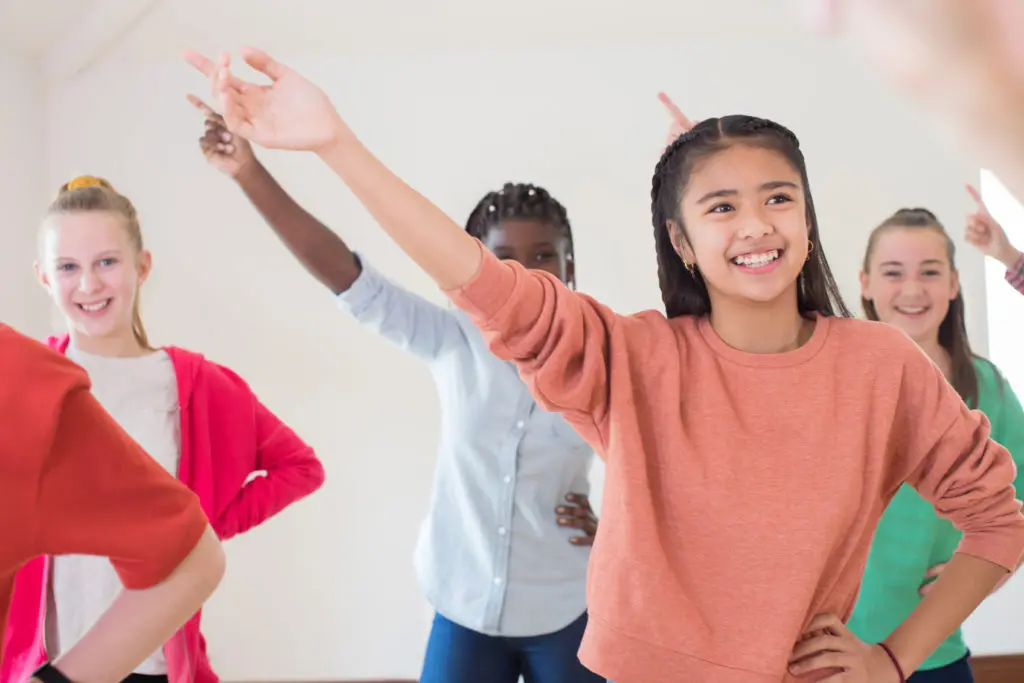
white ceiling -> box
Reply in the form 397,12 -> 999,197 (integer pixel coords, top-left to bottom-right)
0,0 -> 796,81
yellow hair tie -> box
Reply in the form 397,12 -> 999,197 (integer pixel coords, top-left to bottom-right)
66,175 -> 106,191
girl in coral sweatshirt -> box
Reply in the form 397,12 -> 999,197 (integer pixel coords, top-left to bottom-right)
1,177 -> 326,683
206,49 -> 1024,683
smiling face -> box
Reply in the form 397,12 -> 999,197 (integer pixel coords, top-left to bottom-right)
672,144 -> 810,308
861,225 -> 958,346
36,211 -> 151,346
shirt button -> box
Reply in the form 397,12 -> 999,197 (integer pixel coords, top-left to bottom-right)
516,420 -> 524,429
503,476 -> 512,484
494,577 -> 503,585
498,527 -> 507,536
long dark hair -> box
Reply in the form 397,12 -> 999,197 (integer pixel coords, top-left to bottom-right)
861,208 -> 1000,407
650,115 -> 850,319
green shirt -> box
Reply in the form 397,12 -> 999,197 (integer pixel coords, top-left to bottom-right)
848,358 -> 1024,669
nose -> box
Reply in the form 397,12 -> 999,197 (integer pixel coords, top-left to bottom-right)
901,278 -> 924,297
78,267 -> 102,294
735,209 -> 775,241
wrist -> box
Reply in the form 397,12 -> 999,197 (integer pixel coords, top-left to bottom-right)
232,158 -> 264,186
997,245 -> 1023,271
876,642 -> 907,683
32,662 -> 74,683
314,113 -> 358,160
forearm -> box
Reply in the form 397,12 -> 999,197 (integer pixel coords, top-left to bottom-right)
884,552 -> 1009,673
937,53 -> 1024,203
52,527 -> 225,683
316,129 -> 482,290
235,161 -> 361,294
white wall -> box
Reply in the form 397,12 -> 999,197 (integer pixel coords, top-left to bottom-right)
961,171 -> 1024,655
42,32 -> 1002,679
0,53 -> 48,335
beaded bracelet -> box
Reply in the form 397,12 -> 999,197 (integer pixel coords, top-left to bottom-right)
877,642 -> 906,683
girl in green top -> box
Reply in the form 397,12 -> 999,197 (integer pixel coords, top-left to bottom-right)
852,206 -> 1024,682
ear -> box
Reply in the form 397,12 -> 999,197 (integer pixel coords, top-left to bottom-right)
34,261 -> 51,291
950,268 -> 960,300
136,249 -> 153,285
565,256 -> 576,290
666,219 -> 695,265
858,270 -> 871,301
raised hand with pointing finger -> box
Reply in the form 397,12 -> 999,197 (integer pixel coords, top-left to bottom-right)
188,95 -> 256,179
658,92 -> 696,150
964,183 -> 1022,271
185,48 -> 349,154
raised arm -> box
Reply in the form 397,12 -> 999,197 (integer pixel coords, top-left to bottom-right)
187,48 -> 619,418
800,0 -> 1024,202
964,183 -> 1024,297
875,340 -> 1024,675
185,87 -> 465,360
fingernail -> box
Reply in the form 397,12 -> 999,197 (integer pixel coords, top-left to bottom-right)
556,507 -> 565,513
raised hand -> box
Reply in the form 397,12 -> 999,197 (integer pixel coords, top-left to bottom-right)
186,47 -> 351,153
188,95 -> 256,179
556,493 -> 598,546
788,614 -> 901,682
658,92 -> 696,150
964,184 -> 1021,269
797,0 -> 1013,93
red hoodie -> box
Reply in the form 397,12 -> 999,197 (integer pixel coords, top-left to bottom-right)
0,324 -> 210,671
1,335 -> 325,683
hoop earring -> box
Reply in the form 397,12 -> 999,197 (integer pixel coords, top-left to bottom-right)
806,239 -> 815,261
684,261 -> 696,277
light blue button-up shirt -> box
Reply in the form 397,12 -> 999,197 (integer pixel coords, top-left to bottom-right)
336,256 -> 594,637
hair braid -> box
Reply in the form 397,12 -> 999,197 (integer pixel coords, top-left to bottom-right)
647,115 -> 850,319
464,181 -> 575,265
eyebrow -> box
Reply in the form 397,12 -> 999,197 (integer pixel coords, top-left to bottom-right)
879,259 -> 946,268
695,180 -> 800,205
56,249 -> 122,261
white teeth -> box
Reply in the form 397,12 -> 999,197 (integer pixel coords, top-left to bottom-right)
80,300 -> 110,312
733,249 -> 779,266
896,306 -> 927,315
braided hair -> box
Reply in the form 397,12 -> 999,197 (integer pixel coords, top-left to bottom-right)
465,182 -> 575,286
651,115 -> 850,319
861,207 -> 1003,408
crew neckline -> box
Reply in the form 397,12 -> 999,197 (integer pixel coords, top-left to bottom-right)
696,313 -> 831,368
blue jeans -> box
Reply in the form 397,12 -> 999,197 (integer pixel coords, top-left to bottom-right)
420,611 -> 602,683
909,654 -> 974,683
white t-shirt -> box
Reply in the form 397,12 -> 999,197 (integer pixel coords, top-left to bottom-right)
46,346 -> 182,674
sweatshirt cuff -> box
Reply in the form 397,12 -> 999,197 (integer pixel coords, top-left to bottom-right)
958,524 -> 1024,572
1006,252 -> 1024,289
443,239 -> 516,323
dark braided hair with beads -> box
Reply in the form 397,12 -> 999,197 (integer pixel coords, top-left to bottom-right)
464,182 -> 575,284
650,115 -> 850,319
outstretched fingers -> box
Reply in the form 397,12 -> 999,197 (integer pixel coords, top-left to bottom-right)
240,46 -> 289,81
